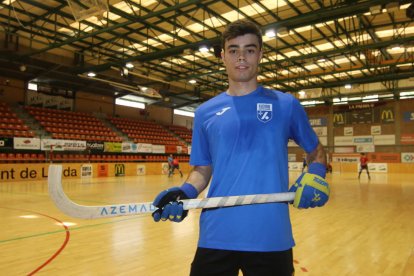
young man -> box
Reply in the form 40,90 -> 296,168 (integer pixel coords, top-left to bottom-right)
152,20 -> 329,276
358,152 -> 371,180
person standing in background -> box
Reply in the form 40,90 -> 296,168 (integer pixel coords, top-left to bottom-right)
358,152 -> 371,180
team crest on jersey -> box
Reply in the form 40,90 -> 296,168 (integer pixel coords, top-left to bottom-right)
257,103 -> 272,123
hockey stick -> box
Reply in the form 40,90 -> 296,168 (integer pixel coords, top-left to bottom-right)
48,165 -> 295,219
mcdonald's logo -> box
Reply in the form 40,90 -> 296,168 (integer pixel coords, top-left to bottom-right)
381,109 -> 394,122
333,113 -> 345,124
115,164 -> 125,176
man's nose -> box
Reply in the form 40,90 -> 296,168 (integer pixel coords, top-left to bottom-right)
238,53 -> 246,61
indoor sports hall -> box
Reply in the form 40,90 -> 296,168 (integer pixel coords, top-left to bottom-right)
0,1 -> 414,275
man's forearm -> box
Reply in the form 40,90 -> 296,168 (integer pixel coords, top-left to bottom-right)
306,143 -> 327,166
185,165 -> 212,194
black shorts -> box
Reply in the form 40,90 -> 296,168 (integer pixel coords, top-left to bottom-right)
190,247 -> 294,276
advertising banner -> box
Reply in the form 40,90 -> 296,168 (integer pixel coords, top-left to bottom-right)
288,162 -> 302,171
401,153 -> 414,163
309,117 -> 327,126
97,164 -> 108,177
152,145 -> 165,154
0,137 -> 14,150
136,164 -> 146,175
344,127 -> 353,136
403,111 -> 414,122
401,134 -> 414,145
14,137 -> 41,150
373,135 -> 395,145
87,141 -> 104,152
137,143 -> 152,153
81,164 -> 93,178
122,142 -> 137,153
104,142 -> 122,152
41,139 -> 86,151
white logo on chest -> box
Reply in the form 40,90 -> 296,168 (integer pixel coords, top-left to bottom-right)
216,107 -> 231,116
257,103 -> 272,123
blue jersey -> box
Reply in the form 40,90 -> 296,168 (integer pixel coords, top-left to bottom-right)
190,86 -> 319,252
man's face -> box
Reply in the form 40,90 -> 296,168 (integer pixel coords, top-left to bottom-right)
221,34 -> 262,84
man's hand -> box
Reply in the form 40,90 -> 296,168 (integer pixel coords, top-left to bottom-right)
152,183 -> 198,222
289,163 -> 330,209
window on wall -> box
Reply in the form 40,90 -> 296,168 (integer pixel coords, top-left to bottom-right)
174,109 -> 194,117
115,96 -> 145,109
27,82 -> 38,91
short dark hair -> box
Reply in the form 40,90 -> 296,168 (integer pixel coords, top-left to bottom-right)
221,19 -> 263,50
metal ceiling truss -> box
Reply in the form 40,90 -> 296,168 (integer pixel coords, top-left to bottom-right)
0,0 -> 413,108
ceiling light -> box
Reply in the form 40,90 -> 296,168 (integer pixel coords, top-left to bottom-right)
87,72 -> 96,77
140,86 -> 148,92
344,84 -> 352,89
317,58 -> 326,63
188,79 -> 197,84
390,45 -> 402,51
121,68 -> 128,77
125,62 -> 134,68
298,90 -> 305,96
265,29 -> 276,38
199,45 -> 209,53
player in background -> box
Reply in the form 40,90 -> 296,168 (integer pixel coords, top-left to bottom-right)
152,19 -> 330,276
358,152 -> 371,180
169,156 -> 183,178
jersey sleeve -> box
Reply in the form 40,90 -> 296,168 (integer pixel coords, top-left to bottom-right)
189,109 -> 212,166
289,97 -> 319,153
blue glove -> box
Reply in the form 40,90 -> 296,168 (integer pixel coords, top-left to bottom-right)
289,162 -> 330,209
152,183 -> 198,222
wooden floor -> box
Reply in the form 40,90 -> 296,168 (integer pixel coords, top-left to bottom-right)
0,170 -> 413,276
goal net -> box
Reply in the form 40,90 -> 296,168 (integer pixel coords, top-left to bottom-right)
66,0 -> 108,22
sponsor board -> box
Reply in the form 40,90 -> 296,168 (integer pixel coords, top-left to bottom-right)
334,147 -> 355,153
369,153 -> 400,163
288,162 -> 302,171
373,135 -> 395,145
356,144 -> 375,153
14,137 -> 41,150
41,139 -> 86,151
401,134 -> 414,145
97,164 -> 108,177
152,145 -> 165,154
401,152 -> 414,163
137,143 -> 152,153
371,125 -> 381,135
161,163 -> 170,174
313,126 -> 327,136
136,164 -> 146,175
288,154 -> 297,162
380,109 -> 394,123
344,127 -> 353,136
104,142 -> 122,152
309,117 -> 327,126
362,163 -> 388,173
333,113 -> 346,126
114,164 -> 125,176
81,164 -> 93,178
403,111 -> 414,122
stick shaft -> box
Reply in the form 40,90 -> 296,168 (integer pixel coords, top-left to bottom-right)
48,165 -> 295,220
